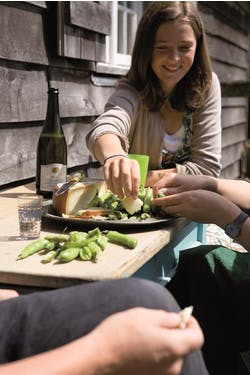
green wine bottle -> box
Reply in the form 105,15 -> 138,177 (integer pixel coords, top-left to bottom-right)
36,88 -> 67,198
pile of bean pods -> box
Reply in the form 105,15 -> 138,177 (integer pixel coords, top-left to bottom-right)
16,228 -> 137,264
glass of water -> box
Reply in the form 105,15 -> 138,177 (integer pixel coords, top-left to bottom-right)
18,194 -> 43,239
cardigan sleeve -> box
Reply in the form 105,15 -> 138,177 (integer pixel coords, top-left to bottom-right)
176,72 -> 222,177
86,80 -> 139,157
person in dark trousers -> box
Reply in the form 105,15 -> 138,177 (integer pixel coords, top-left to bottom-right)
152,173 -> 250,375
0,277 -> 208,375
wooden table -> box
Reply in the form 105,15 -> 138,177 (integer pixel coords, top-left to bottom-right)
0,182 -> 205,291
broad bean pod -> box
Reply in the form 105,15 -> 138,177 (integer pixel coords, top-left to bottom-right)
107,231 -> 137,249
57,247 -> 81,263
96,235 -> 108,250
44,241 -> 56,251
65,236 -> 99,249
17,239 -> 51,260
44,234 -> 69,243
87,228 -> 102,238
69,231 -> 87,243
87,241 -> 102,262
41,250 -> 57,263
142,187 -> 153,213
79,246 -> 92,261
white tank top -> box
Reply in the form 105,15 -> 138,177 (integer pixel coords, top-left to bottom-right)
162,126 -> 184,152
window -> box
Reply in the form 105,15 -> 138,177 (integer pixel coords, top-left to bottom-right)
57,2 -> 111,62
106,1 -> 144,67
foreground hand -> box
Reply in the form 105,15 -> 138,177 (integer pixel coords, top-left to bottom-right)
152,173 -> 217,197
152,189 -> 241,227
89,307 -> 204,375
103,156 -> 140,199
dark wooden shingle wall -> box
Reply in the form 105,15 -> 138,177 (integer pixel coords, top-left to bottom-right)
1,1 -> 250,188
199,2 -> 250,179
0,2 -> 115,187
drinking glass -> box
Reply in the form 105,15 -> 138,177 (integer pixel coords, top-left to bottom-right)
18,194 -> 43,239
128,154 -> 149,187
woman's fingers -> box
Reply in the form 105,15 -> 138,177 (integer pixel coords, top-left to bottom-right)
128,160 -> 140,198
103,158 -> 140,198
103,158 -> 124,196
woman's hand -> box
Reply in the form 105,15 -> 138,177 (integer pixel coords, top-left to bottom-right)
94,134 -> 140,198
103,156 -> 140,199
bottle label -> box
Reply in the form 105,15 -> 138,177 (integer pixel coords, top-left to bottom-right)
40,133 -> 65,138
40,164 -> 67,192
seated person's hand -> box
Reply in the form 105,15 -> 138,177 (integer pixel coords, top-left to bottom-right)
152,189 -> 241,227
152,172 -> 217,196
146,169 -> 176,187
88,307 -> 204,375
0,289 -> 19,301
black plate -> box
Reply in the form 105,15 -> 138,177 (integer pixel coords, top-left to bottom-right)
43,205 -> 173,230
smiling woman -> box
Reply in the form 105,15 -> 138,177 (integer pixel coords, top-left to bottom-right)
151,20 -> 197,100
86,1 -> 222,200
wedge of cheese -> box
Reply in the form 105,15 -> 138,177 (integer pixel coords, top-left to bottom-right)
121,197 -> 143,215
53,180 -> 106,215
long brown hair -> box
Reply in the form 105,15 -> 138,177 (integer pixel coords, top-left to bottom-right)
126,1 -> 212,112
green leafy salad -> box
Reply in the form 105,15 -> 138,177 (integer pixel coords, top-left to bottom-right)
74,186 -> 164,221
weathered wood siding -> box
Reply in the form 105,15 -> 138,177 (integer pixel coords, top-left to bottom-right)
1,1 -> 250,188
199,2 -> 250,179
0,2 -> 115,187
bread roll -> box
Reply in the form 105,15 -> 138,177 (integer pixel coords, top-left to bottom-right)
53,181 -> 106,215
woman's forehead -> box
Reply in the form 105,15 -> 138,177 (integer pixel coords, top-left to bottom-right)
154,20 -> 196,43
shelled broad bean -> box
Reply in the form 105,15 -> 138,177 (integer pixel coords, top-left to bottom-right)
17,228 -> 137,264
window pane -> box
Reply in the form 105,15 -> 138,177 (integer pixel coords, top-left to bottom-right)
127,2 -> 136,10
127,13 -> 135,54
118,8 -> 126,54
107,1 -> 145,66
118,1 -> 139,55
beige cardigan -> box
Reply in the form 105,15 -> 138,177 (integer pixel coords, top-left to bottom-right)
86,72 -> 222,176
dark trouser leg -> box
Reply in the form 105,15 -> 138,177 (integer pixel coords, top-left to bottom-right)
168,245 -> 250,375
0,277 -> 208,374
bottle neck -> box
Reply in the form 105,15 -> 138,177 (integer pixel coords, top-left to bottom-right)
43,91 -> 62,133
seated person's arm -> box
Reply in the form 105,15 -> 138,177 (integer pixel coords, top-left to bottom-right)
152,187 -> 250,253
0,289 -> 19,301
152,173 -> 250,210
0,308 -> 204,375
216,179 -> 250,210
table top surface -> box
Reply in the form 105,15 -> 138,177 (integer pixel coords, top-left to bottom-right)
0,182 -> 190,288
